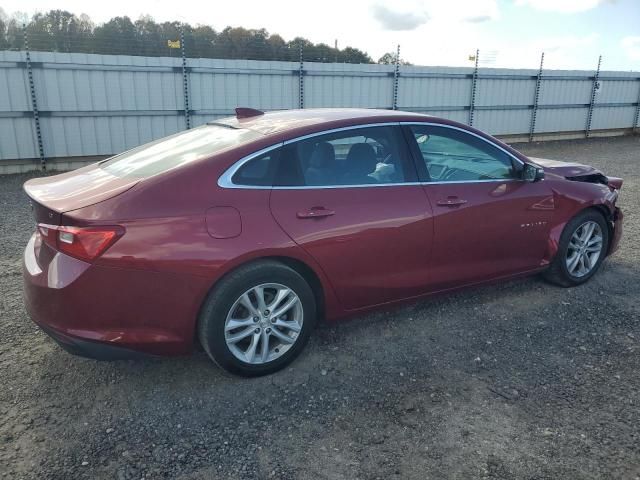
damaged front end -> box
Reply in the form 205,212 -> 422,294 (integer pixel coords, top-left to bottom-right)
529,157 -> 624,191
530,157 -> 624,256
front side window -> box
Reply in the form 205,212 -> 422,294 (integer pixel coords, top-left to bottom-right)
276,126 -> 412,187
409,126 -> 515,182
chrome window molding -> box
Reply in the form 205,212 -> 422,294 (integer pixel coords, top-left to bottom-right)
217,121 -> 526,190
268,179 -> 518,190
281,122 -> 401,145
424,178 -> 520,186
272,182 -> 422,190
218,143 -> 283,190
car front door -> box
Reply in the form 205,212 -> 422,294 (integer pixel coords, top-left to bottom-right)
404,124 -> 555,291
269,125 -> 434,311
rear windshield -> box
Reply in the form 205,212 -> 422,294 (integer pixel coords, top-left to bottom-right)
100,125 -> 262,178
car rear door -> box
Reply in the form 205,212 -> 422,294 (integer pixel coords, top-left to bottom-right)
404,123 -> 554,291
269,124 -> 434,311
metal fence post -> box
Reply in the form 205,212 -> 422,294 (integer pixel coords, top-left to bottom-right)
468,49 -> 479,126
392,44 -> 400,110
529,52 -> 545,142
586,55 -> 602,138
298,43 -> 304,109
633,79 -> 640,133
180,26 -> 191,130
23,25 -> 46,170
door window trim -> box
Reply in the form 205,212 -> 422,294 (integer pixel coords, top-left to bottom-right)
218,121 -> 525,189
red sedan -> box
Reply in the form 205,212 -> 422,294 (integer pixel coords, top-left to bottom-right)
23,108 -> 623,376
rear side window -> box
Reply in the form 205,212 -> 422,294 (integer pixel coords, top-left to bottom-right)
276,126 -> 413,187
231,150 -> 280,186
101,125 -> 262,178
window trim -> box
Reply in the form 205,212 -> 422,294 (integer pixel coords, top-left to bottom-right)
217,121 -> 525,189
218,144 -> 283,190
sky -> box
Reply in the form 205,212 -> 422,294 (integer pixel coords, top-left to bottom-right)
1,0 -> 639,71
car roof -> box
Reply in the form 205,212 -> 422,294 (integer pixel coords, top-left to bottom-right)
213,108 -> 437,136
203,107 -> 531,169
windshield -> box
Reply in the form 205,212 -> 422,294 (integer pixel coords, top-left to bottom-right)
100,125 -> 262,178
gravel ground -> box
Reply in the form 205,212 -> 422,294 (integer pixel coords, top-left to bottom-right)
1,136 -> 639,480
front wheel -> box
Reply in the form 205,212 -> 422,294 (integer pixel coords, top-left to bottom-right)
543,209 -> 609,287
198,260 -> 316,376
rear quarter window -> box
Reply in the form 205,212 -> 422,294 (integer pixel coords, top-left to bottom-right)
231,150 -> 280,186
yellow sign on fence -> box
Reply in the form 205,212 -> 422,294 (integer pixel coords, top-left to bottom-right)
167,40 -> 181,49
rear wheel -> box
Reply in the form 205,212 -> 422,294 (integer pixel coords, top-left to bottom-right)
543,209 -> 609,287
198,260 -> 316,376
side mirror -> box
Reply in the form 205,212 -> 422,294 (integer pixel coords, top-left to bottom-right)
522,163 -> 545,182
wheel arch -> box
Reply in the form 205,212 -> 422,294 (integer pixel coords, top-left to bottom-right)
269,256 -> 326,321
545,203 -> 613,265
588,203 -> 612,220
584,204 -> 615,255
193,254 -> 329,347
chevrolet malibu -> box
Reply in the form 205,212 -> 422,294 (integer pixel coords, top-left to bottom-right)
23,108 -> 623,376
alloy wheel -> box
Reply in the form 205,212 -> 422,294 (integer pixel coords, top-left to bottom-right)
224,283 -> 304,364
565,220 -> 603,278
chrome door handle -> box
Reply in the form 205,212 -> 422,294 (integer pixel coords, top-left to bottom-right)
297,207 -> 336,219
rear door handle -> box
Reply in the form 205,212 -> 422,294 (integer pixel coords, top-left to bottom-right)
436,196 -> 468,207
297,207 -> 336,219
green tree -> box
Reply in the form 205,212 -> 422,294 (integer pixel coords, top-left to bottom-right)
377,51 -> 412,65
93,16 -> 137,55
0,13 -> 7,50
340,47 -> 372,63
3,10 -> 375,63
26,10 -> 93,53
266,34 -> 289,61
134,15 -> 163,55
190,25 -> 217,58
0,8 -> 8,47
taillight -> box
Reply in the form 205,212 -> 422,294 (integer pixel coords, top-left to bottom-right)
37,224 -> 124,262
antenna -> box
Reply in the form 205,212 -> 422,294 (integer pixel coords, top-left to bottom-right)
235,107 -> 264,119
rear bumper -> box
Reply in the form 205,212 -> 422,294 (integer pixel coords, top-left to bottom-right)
36,322 -> 153,360
23,233 -> 209,358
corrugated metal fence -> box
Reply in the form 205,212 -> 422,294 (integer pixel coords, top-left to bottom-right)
1,50 -> 639,171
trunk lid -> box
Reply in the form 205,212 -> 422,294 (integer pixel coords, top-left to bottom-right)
23,163 -> 139,223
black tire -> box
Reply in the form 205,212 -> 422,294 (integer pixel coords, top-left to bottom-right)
543,209 -> 609,287
198,260 -> 316,376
